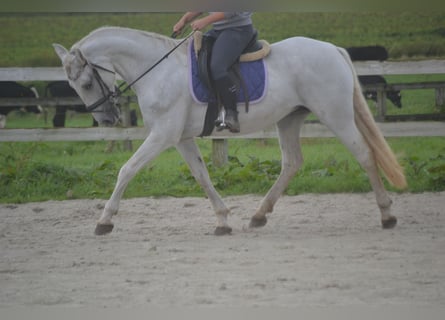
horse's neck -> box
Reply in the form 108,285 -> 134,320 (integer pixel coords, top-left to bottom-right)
80,28 -> 184,84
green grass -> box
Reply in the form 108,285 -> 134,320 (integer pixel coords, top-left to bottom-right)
1,132 -> 444,203
254,12 -> 445,59
1,12 -> 445,67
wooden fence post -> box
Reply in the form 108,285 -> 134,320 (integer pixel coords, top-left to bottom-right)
120,99 -> 133,151
436,87 -> 444,109
212,139 -> 228,167
375,84 -> 387,121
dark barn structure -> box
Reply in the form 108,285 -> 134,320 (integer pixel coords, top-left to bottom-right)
0,81 -> 42,128
346,45 -> 402,108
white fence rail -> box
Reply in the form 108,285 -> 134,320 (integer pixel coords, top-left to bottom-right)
1,122 -> 444,143
353,60 -> 445,75
0,67 -> 123,81
1,61 -> 445,144
1,60 -> 444,82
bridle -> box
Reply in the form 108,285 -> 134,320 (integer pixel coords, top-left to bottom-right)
85,64 -> 119,113
84,30 -> 195,113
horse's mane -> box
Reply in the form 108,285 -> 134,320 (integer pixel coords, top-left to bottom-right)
73,26 -> 178,50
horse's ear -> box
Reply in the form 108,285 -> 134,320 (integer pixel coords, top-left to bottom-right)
53,44 -> 68,61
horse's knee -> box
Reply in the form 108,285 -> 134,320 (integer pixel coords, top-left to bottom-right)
117,163 -> 137,182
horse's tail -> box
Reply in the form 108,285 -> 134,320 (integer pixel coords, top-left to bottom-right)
337,47 -> 407,189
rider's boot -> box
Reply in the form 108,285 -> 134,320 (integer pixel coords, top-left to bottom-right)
214,76 -> 240,133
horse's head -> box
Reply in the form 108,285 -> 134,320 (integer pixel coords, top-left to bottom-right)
53,44 -> 120,127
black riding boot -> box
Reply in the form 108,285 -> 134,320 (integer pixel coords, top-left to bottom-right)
214,76 -> 240,133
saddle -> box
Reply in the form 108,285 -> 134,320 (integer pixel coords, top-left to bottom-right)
193,30 -> 271,136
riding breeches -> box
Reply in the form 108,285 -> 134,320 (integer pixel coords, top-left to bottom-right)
205,25 -> 254,80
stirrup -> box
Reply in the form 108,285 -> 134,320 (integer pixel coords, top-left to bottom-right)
214,110 -> 226,131
214,109 -> 240,133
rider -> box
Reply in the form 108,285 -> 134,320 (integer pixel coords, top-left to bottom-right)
173,12 -> 255,133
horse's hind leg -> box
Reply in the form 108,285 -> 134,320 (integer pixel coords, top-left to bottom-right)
327,121 -> 396,228
176,138 -> 232,235
250,109 -> 309,228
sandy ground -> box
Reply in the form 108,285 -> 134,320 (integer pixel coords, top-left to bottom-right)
0,192 -> 444,308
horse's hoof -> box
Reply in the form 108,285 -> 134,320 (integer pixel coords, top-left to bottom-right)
382,216 -> 397,229
214,226 -> 232,236
95,223 -> 114,235
249,216 -> 267,228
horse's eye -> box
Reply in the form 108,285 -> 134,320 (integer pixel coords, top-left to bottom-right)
82,82 -> 93,90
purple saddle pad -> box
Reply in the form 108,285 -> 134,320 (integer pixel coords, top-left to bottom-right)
188,41 -> 268,105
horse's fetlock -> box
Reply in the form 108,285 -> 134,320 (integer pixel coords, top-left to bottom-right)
379,198 -> 393,210
216,209 -> 230,217
261,200 -> 274,214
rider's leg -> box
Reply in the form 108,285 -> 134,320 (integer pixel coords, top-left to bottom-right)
214,75 -> 239,132
209,25 -> 254,132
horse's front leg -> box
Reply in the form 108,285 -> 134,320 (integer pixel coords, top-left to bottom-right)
176,139 -> 232,235
95,134 -> 172,235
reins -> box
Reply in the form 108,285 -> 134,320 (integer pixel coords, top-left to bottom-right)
86,30 -> 195,112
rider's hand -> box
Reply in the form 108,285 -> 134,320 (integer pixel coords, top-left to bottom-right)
173,20 -> 185,34
190,18 -> 209,31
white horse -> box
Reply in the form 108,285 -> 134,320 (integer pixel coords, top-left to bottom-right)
53,26 -> 406,236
